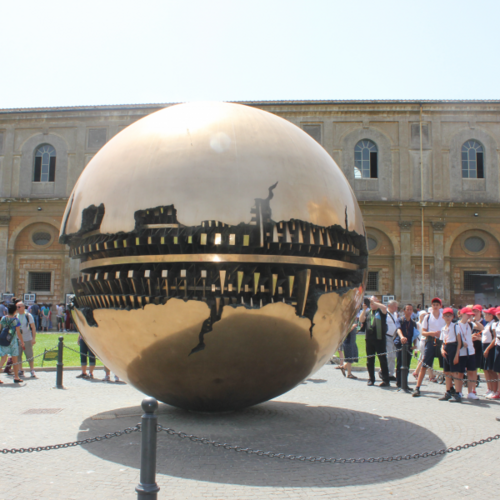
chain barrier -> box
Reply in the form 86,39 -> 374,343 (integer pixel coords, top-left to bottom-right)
63,343 -> 102,362
2,421 -> 499,462
0,425 -> 141,455
5,347 -> 58,368
156,425 -> 500,463
330,347 -> 402,362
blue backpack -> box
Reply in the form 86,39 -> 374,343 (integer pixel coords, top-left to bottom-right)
0,318 -> 15,347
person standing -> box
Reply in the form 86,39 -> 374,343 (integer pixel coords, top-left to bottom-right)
457,307 -> 479,400
394,304 -> 417,391
481,308 -> 498,399
30,301 -> 40,331
339,323 -> 359,379
76,334 -> 96,379
439,308 -> 463,402
41,304 -> 50,332
413,298 -> 446,397
56,303 -> 65,333
0,302 -> 25,384
359,295 -> 390,387
381,300 -> 398,382
471,305 -> 486,378
16,302 -> 37,378
0,300 -> 8,318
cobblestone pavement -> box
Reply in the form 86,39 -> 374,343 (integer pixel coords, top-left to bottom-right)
1,366 -> 499,500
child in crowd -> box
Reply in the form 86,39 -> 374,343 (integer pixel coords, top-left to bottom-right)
456,307 -> 479,400
439,307 -> 462,402
481,307 -> 499,399
484,307 -> 500,399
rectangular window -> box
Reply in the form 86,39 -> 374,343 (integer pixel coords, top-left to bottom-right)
463,270 -> 486,292
302,124 -> 321,144
366,271 -> 379,292
49,156 -> 56,182
28,272 -> 52,292
370,152 -> 378,178
477,152 -> 484,178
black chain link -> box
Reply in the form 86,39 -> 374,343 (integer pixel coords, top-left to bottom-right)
157,425 -> 500,463
0,425 -> 140,454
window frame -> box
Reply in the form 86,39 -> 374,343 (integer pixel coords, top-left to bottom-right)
354,140 -> 378,179
461,140 -> 484,179
33,144 -> 56,183
27,271 -> 53,293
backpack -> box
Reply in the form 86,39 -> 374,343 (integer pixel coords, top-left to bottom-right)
0,318 -> 15,347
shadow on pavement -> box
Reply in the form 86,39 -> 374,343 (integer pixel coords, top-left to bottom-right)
78,400 -> 446,487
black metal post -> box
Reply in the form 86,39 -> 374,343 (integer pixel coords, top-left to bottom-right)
136,397 -> 160,500
401,343 -> 409,392
56,336 -> 64,389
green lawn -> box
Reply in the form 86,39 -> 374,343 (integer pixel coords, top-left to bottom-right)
22,333 -> 103,368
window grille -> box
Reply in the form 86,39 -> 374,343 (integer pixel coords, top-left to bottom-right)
28,272 -> 52,292
366,271 -> 379,292
463,270 -> 486,292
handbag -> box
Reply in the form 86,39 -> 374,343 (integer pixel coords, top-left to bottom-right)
0,318 -> 15,347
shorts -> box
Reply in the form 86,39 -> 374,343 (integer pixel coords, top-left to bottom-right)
459,354 -> 477,373
422,340 -> 435,368
482,342 -> 495,371
21,340 -> 34,361
494,346 -> 500,373
443,342 -> 461,373
57,316 -> 64,325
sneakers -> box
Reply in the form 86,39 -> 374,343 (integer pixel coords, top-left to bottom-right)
114,375 -> 120,382
490,392 -> 500,399
367,380 -> 375,386
378,382 -> 390,387
103,375 -> 111,382
439,391 -> 452,401
18,370 -> 25,377
449,393 -> 462,403
467,392 -> 480,400
76,373 -> 89,379
30,371 -> 37,378
412,387 -> 421,397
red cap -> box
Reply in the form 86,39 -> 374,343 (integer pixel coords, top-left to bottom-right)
431,297 -> 442,305
484,308 -> 497,315
472,304 -> 483,312
460,307 -> 474,316
442,307 -> 454,316
495,307 -> 500,316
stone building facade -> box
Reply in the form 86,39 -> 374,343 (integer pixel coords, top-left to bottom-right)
1,100 -> 499,308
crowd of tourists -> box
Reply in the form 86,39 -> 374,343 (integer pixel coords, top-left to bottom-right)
336,296 -> 500,403
0,297 -> 119,385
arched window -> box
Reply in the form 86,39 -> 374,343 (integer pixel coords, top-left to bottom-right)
354,140 -> 378,179
461,140 -> 484,179
34,144 -> 56,182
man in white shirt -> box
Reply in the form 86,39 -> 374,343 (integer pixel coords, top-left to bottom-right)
380,300 -> 398,382
56,303 -> 65,333
412,297 -> 446,397
16,301 -> 37,378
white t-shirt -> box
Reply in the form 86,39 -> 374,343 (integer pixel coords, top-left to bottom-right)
456,321 -> 474,356
495,322 -> 500,347
482,321 -> 496,344
385,312 -> 398,338
17,312 -> 34,341
56,305 -> 64,318
421,312 -> 446,342
440,323 -> 458,344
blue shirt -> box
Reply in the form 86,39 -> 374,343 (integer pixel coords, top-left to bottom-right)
395,317 -> 416,342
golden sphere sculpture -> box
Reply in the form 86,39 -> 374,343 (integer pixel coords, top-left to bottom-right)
60,102 -> 368,412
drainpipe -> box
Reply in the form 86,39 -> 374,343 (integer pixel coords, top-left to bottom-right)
420,105 -> 425,308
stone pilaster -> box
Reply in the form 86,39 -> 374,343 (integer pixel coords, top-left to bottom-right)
0,216 -> 11,293
431,221 -> 446,301
398,221 -> 413,303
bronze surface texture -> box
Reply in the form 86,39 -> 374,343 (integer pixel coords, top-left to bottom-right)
61,101 -> 368,412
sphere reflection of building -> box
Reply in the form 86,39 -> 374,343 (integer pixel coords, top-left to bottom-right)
60,102 -> 368,412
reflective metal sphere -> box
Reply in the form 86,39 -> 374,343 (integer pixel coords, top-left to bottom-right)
60,102 -> 367,412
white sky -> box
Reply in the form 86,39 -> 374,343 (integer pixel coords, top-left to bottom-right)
1,0 -> 498,108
